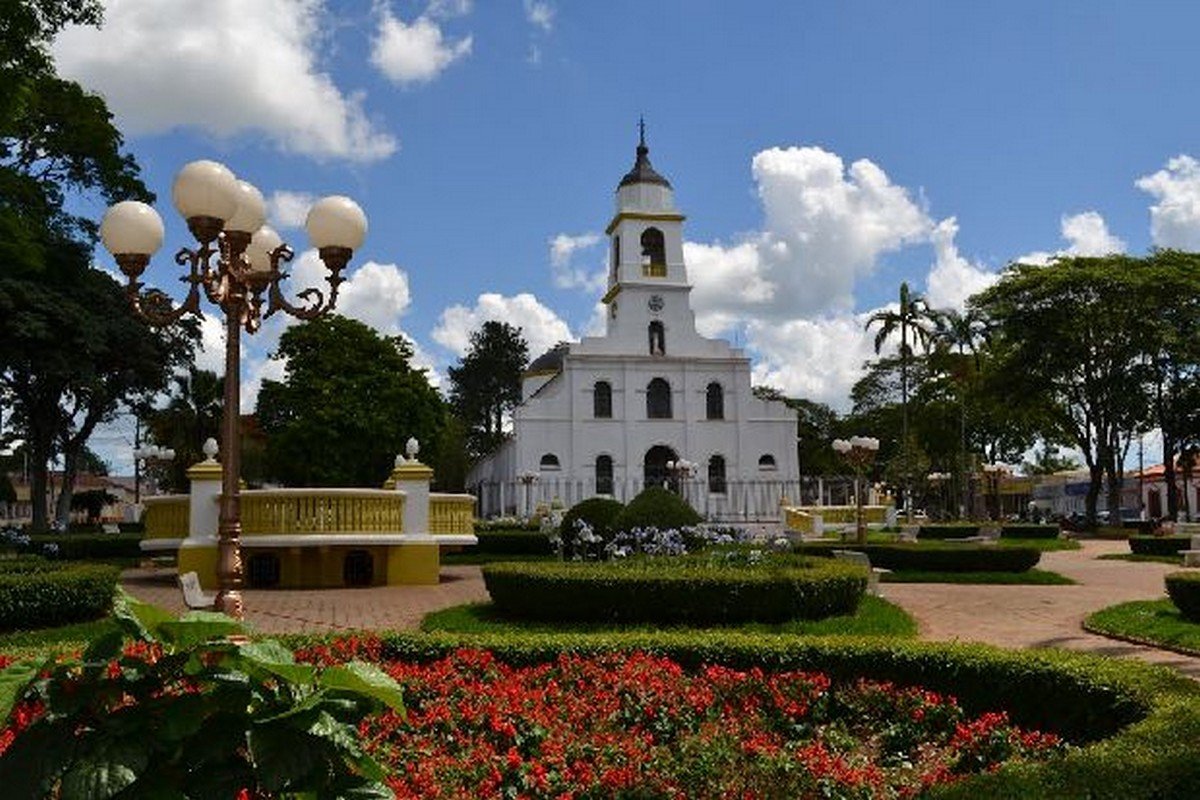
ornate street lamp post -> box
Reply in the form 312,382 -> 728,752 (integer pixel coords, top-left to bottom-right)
133,444 -> 175,504
100,160 -> 367,619
665,458 -> 697,499
517,471 -> 539,520
833,436 -> 880,545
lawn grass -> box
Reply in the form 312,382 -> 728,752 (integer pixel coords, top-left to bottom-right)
0,616 -> 121,659
1097,553 -> 1184,566
881,568 -> 1075,585
996,538 -> 1080,552
1084,599 -> 1200,656
420,594 -> 918,638
442,552 -> 557,565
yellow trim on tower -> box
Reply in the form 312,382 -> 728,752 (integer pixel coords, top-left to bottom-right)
601,284 -> 622,304
605,211 -> 686,235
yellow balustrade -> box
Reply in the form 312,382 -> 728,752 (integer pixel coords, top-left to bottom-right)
429,494 -> 475,535
642,262 -> 667,278
787,505 -> 891,526
239,489 -> 405,535
784,507 -> 816,534
142,495 -> 189,539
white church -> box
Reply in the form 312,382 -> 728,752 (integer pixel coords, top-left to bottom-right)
469,129 -> 800,519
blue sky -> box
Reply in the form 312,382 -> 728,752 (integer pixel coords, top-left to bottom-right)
52,0 -> 1200,471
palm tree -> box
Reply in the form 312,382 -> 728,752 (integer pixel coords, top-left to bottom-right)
865,282 -> 942,522
933,308 -> 990,518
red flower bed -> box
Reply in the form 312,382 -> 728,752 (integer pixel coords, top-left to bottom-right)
295,640 -> 1067,799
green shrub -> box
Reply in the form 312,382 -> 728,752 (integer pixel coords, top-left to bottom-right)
1166,571 -> 1200,622
1121,520 -> 1156,535
797,542 -> 1041,572
611,486 -> 701,532
560,497 -> 624,538
918,524 -> 981,539
1129,536 -> 1191,557
29,532 -> 143,560
1000,524 -> 1060,539
473,530 -> 555,555
0,562 -> 119,630
482,557 -> 866,624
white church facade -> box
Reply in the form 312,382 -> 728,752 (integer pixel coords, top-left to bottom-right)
469,130 -> 800,519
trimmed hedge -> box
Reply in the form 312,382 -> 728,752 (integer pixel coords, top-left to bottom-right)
918,524 -> 980,539
28,532 -> 143,560
473,531 -> 556,555
0,562 -> 119,630
1129,536 -> 1191,557
611,487 -> 701,533
482,558 -> 866,624
272,630 -> 1200,798
798,542 -> 1041,572
559,497 -> 624,538
1165,571 -> 1200,622
1000,524 -> 1061,540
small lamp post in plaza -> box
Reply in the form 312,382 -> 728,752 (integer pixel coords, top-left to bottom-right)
133,444 -> 175,504
517,471 -> 539,520
927,471 -> 951,521
100,160 -> 368,619
665,459 -> 697,498
981,463 -> 1004,521
832,436 -> 880,545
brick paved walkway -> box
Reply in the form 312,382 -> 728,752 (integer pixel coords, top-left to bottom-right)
122,540 -> 1200,677
121,566 -> 490,635
883,539 -> 1200,678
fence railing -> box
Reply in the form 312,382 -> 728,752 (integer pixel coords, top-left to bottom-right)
470,478 -> 823,522
429,494 -> 475,535
238,489 -> 405,536
142,495 -> 189,539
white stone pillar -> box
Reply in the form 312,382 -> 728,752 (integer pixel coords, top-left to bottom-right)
390,460 -> 433,535
186,455 -> 221,543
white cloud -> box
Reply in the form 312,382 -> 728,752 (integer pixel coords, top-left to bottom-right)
1136,155 -> 1200,249
52,0 -> 396,162
427,0 -> 473,18
289,250 -> 413,336
432,293 -> 573,358
687,146 -> 931,327
925,217 -> 997,311
267,191 -> 316,230
371,7 -> 472,86
1016,211 -> 1127,266
745,312 -> 882,411
524,1 -> 555,32
194,313 -> 227,375
548,232 -> 605,292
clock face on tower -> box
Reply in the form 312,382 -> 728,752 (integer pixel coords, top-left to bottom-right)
648,295 -> 664,313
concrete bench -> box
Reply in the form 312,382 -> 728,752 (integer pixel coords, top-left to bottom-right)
831,549 -> 890,596
101,523 -> 121,535
178,571 -> 215,610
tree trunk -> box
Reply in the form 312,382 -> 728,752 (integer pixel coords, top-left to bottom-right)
1085,464 -> 1103,528
1163,431 -> 1179,519
28,447 -> 50,533
53,447 -> 78,529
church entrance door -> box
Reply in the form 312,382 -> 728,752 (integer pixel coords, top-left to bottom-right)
644,445 -> 678,490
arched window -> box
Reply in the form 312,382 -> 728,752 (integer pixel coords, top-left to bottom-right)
343,550 -> 374,587
539,453 -> 561,471
758,454 -> 777,471
640,227 -> 666,265
247,552 -> 280,588
648,321 -> 665,355
708,455 -> 727,495
593,381 -> 613,418
646,378 -> 672,419
596,455 -> 614,495
706,382 -> 724,420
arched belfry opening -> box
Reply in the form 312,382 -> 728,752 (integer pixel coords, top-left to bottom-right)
640,227 -> 666,267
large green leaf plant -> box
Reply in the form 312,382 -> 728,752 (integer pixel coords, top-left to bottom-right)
0,591 -> 403,798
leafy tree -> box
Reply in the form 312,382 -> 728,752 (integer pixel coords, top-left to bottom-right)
1022,445 -> 1081,476
140,367 -> 224,492
754,386 -> 841,476
431,416 -> 469,492
972,256 -> 1152,526
78,445 -> 109,476
70,487 -> 116,522
865,282 -> 942,521
0,0 -> 181,531
257,315 -> 447,487
448,321 -> 529,459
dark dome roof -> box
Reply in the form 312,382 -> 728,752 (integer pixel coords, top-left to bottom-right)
618,122 -> 671,189
526,342 -> 570,373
